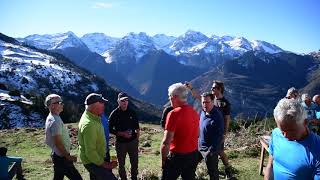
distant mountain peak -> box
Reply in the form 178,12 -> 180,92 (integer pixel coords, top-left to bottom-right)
21,31 -> 88,50
81,33 -> 119,54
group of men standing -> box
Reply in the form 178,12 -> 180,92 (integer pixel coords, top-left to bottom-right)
44,92 -> 139,180
43,79 -> 232,180
160,80 -> 233,180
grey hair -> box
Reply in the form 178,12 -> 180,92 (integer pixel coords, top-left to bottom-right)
44,94 -> 61,107
168,83 -> 189,102
273,98 -> 307,125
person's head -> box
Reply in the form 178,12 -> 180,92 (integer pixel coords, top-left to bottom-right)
211,80 -> 224,96
273,98 -> 308,141
0,147 -> 7,157
168,83 -> 189,108
301,93 -> 312,105
84,93 -> 108,116
201,92 -> 214,113
44,94 -> 64,115
312,95 -> 320,105
285,87 -> 299,99
117,92 -> 129,111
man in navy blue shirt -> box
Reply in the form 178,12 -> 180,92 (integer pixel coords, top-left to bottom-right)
198,92 -> 224,180
265,98 -> 320,179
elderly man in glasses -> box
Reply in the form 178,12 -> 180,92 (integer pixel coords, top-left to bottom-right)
44,94 -> 82,180
109,92 -> 140,180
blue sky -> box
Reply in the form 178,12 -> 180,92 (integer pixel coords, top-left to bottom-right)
1,0 -> 319,53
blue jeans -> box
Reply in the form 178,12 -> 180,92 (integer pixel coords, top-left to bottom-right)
51,153 -> 82,180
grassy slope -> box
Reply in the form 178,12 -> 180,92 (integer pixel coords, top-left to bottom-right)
0,122 -> 271,180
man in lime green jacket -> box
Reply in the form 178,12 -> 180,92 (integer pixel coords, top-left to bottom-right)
78,93 -> 117,180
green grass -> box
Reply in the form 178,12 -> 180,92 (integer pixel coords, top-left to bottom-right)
0,122 -> 272,179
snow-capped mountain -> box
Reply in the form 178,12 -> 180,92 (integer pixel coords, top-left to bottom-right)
103,32 -> 157,63
151,34 -> 176,51
0,34 -> 99,128
19,31 -> 88,50
168,31 -> 283,56
20,30 -> 284,67
0,33 -> 161,128
169,30 -> 209,54
251,40 -> 283,54
0,36 -> 98,96
81,33 -> 120,54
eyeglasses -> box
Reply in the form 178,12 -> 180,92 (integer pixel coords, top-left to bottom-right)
51,101 -> 64,105
120,99 -> 128,102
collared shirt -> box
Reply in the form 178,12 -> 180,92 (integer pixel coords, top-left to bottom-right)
78,110 -> 106,165
198,108 -> 224,153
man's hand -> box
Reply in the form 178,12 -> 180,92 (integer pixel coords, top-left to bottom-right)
66,155 -> 77,162
102,161 -> 118,169
117,131 -> 132,139
185,81 -> 193,90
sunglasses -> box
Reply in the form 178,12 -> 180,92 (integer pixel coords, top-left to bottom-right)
211,87 -> 218,91
120,99 -> 128,102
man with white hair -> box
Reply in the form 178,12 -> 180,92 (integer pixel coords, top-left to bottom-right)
301,93 -> 318,132
44,94 -> 82,180
78,93 -> 117,180
264,98 -> 320,179
160,83 -> 199,180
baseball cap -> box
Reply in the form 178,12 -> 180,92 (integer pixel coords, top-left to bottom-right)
118,92 -> 129,101
84,93 -> 108,105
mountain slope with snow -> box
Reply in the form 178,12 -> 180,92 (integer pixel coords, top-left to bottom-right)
20,30 -> 285,67
81,33 -> 120,54
0,33 -> 160,129
19,31 -> 89,50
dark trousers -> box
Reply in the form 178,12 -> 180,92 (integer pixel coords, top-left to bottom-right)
161,150 -> 199,180
116,138 -> 139,180
84,163 -> 117,180
51,153 -> 82,180
198,151 -> 219,180
8,162 -> 24,180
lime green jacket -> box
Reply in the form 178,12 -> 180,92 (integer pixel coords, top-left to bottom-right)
78,110 -> 106,165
